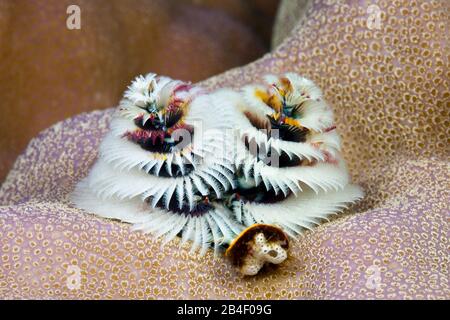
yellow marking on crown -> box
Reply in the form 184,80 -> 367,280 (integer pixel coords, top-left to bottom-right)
152,153 -> 168,161
270,113 -> 301,127
255,88 -> 284,113
279,77 -> 293,96
254,89 -> 271,103
267,94 -> 282,113
283,116 -> 301,127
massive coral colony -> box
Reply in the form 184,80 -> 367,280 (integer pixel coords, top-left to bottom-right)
72,73 -> 363,276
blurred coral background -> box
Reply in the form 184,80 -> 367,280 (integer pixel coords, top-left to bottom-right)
0,0 -> 280,182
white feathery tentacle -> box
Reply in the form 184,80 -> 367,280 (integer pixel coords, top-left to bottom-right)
233,184 -> 363,235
